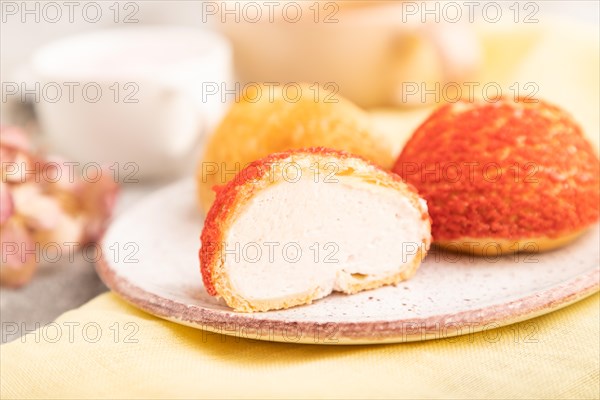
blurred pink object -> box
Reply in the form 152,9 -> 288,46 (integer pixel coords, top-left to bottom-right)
0,126 -> 118,287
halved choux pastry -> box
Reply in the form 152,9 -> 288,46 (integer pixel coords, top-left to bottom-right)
200,148 -> 431,312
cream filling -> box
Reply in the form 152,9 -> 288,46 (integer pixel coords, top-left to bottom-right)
224,177 -> 427,302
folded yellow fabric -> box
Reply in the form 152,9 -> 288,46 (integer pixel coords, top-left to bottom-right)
1,292 -> 598,399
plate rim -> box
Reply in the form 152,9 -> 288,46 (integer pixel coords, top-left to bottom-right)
96,252 -> 599,345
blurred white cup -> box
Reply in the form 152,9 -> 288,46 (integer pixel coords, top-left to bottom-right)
30,27 -> 232,180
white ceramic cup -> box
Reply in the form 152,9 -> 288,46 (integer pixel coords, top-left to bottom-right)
31,27 -> 233,180
218,1 -> 480,107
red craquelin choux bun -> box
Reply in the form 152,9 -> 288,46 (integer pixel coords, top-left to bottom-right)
393,98 -> 600,256
200,148 -> 431,312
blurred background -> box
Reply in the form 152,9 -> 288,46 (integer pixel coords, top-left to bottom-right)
1,0 -> 599,342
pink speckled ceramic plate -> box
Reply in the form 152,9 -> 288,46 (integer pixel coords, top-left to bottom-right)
97,179 -> 600,344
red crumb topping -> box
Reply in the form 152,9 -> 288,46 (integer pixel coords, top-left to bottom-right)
199,147 -> 421,296
393,98 -> 600,241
